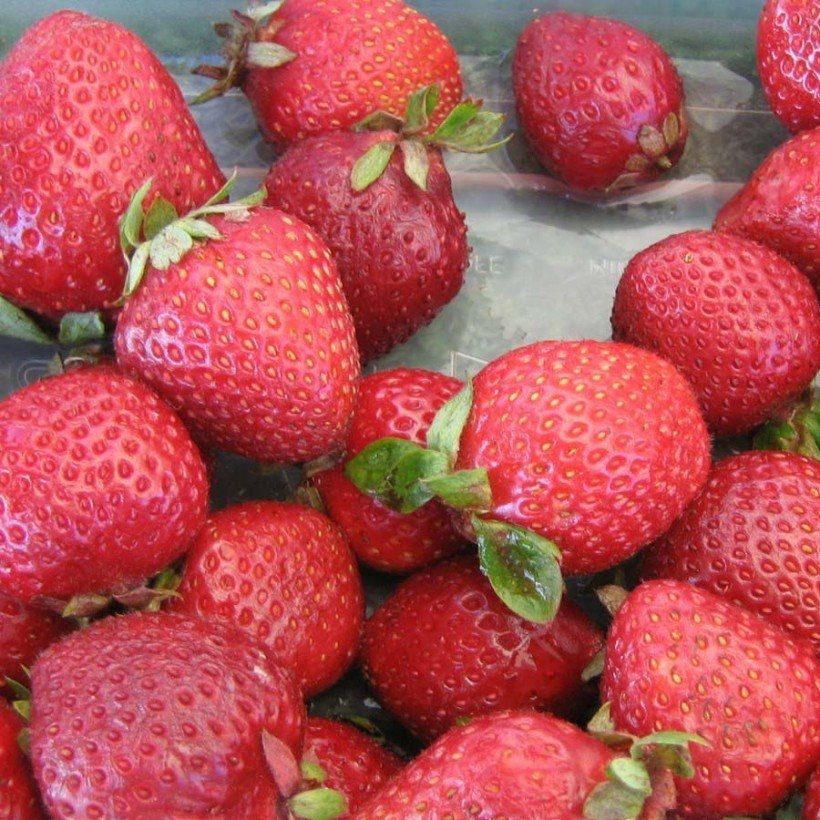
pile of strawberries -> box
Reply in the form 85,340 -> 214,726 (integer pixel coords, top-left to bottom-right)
0,0 -> 818,817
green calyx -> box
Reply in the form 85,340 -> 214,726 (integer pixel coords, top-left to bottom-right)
344,381 -> 563,624
192,2 -> 296,104
753,389 -> 819,460
118,172 -> 265,303
0,294 -> 105,349
350,83 -> 512,193
289,788 -> 348,820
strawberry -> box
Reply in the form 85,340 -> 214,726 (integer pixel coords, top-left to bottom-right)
0,701 -> 42,820
265,86 -> 507,361
513,11 -> 687,191
360,555 -> 603,740
302,717 -> 402,814
0,365 -> 208,605
347,340 -> 710,622
0,10 -> 224,318
195,0 -> 462,148
602,579 -> 820,817
611,229 -> 820,436
714,126 -> 820,294
114,179 -> 360,462
29,612 -> 308,818
758,0 -> 820,134
313,367 -> 466,573
806,767 -> 820,820
642,451 -> 820,653
169,501 -> 364,698
0,594 -> 71,689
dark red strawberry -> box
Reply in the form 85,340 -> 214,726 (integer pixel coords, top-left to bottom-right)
714,126 -> 820,293
313,367 -> 466,573
0,701 -> 42,820
0,11 -> 224,318
303,718 -> 402,814
0,594 -> 71,689
758,0 -> 820,134
195,0 -> 462,148
114,182 -> 360,462
612,229 -> 820,436
602,579 -> 820,817
806,767 -> 820,819
642,451 -> 820,653
30,612 -> 306,818
360,555 -> 602,740
513,11 -> 687,191
170,501 -> 364,698
0,365 -> 208,604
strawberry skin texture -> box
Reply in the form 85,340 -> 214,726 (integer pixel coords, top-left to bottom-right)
714,126 -> 820,294
612,230 -> 820,436
30,612 -> 305,818
243,0 -> 462,147
806,767 -> 820,820
0,701 -> 43,820
170,501 -> 364,698
602,579 -> 820,817
758,0 -> 820,133
513,12 -> 686,191
455,340 -> 710,575
642,451 -> 820,653
354,709 -> 614,818
265,130 -> 469,362
115,207 -> 360,462
361,555 -> 603,741
0,11 -> 224,317
303,718 -> 402,814
314,368 -> 466,573
0,366 -> 208,603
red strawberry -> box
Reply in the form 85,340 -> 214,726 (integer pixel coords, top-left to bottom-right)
360,555 -> 602,741
714,126 -> 820,293
642,451 -> 820,653
30,612 -> 305,818
611,229 -> 820,436
758,0 -> 820,133
195,0 -> 462,148
114,185 -> 360,463
0,365 -> 208,604
513,11 -> 687,191
0,701 -> 42,820
313,367 -> 466,573
170,501 -> 364,698
0,11 -> 224,318
602,579 -> 820,817
0,594 -> 71,688
303,718 -> 402,814
806,767 -> 820,819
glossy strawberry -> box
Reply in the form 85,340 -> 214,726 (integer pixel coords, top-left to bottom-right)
314,368 -> 466,573
0,11 -> 224,317
115,199 -> 360,462
715,126 -> 820,293
642,452 -> 820,653
0,366 -> 208,604
303,718 -> 402,814
806,767 -> 820,820
602,579 -> 820,817
170,501 -> 364,698
758,0 -> 820,133
513,11 -> 687,191
361,555 -> 602,740
612,230 -> 820,436
0,594 -> 71,687
197,0 -> 462,148
30,612 -> 305,818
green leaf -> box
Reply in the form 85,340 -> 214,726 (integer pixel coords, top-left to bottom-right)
583,779 -> 647,820
57,311 -> 105,346
399,140 -> 430,191
586,702 -> 637,747
404,83 -> 440,133
774,793 -> 803,820
429,99 -> 482,143
351,141 -> 397,192
435,111 -> 512,154
608,758 -> 651,794
12,699 -> 30,722
300,760 -> 327,784
473,515 -> 563,623
354,110 -> 405,133
423,468 -> 492,511
289,788 -> 348,820
753,391 -> 820,460
17,727 -> 30,756
4,678 -> 30,701
233,186 -> 268,209
149,225 -> 194,270
245,0 -> 285,21
122,241 -> 152,300
62,593 -> 110,618
0,295 -> 53,344
426,380 -> 473,465
631,731 -> 710,779
143,197 -> 179,240
119,178 -> 153,252
246,41 -> 297,69
201,172 -> 238,209
582,649 -> 605,682
177,218 -> 222,240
